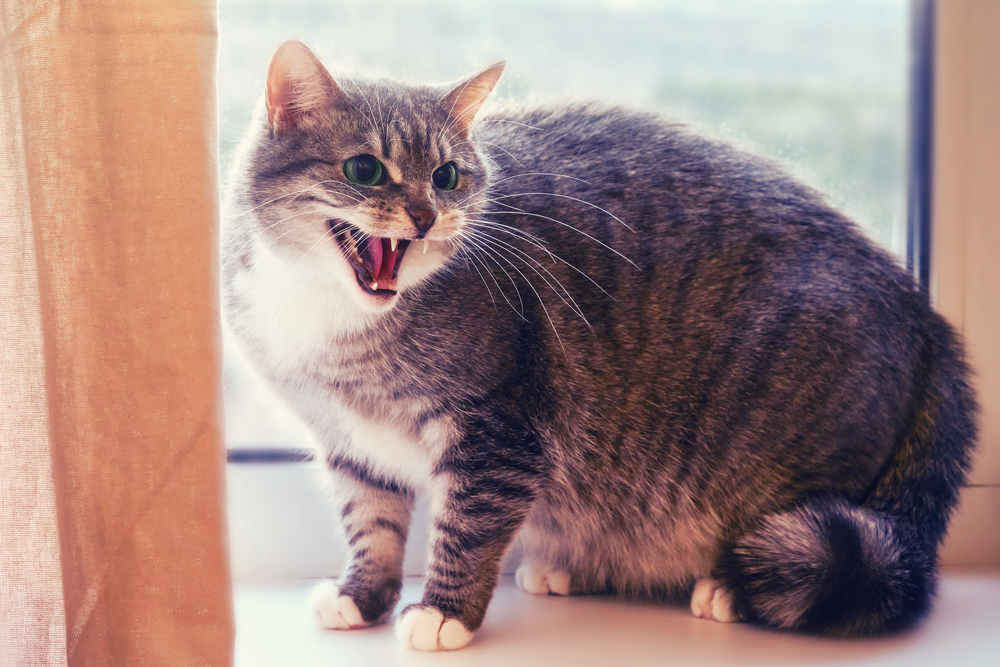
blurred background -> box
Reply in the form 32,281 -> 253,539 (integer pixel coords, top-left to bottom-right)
219,0 -> 909,451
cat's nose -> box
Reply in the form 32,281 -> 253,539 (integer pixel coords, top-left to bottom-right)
406,208 -> 437,238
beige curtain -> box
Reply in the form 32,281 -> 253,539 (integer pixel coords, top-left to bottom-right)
0,1 -> 233,665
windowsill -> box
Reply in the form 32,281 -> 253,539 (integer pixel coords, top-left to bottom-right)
234,570 -> 1000,666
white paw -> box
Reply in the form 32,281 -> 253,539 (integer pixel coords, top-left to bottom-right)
515,562 -> 571,596
690,578 -> 736,623
309,581 -> 370,630
395,606 -> 474,651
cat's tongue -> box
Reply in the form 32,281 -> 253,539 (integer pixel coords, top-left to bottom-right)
360,237 -> 399,290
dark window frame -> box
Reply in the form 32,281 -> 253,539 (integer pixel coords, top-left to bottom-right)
907,0 -> 934,293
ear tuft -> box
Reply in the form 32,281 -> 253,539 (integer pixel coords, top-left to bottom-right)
265,41 -> 344,132
439,62 -> 506,138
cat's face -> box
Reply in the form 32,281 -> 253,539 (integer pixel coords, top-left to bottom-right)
243,41 -> 504,315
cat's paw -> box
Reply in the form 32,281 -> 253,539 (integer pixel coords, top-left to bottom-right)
515,562 -> 571,596
395,605 -> 474,651
310,581 -> 370,630
690,578 -> 737,623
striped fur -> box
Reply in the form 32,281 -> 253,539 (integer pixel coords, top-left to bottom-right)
222,43 -> 976,650
324,461 -> 413,624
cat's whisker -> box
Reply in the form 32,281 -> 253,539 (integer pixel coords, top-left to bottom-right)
349,139 -> 382,156
466,222 -> 615,302
437,74 -> 493,144
438,90 -> 464,145
374,83 -> 387,132
336,226 -> 357,259
464,232 -> 565,345
456,246 -> 502,315
229,180 -> 355,220
452,139 -> 524,167
230,209 -> 316,254
451,148 -> 501,174
471,236 -> 565,353
466,230 -> 576,311
465,222 -> 557,270
315,179 -> 369,202
221,215 -> 322,272
476,117 -> 543,132
461,236 -> 526,319
456,173 -> 590,206
469,243 -> 531,319
463,236 -> 523,307
357,232 -> 375,256
280,180 -> 364,205
467,230 -> 592,330
226,181 -> 369,274
466,219 -> 552,253
485,192 -> 634,231
441,86 -> 513,145
441,102 -> 507,147
347,80 -> 383,135
312,190 -> 364,205
483,205 -> 640,270
469,218 -> 614,296
266,207 -> 326,229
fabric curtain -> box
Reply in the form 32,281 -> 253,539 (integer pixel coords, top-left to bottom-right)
0,1 -> 233,665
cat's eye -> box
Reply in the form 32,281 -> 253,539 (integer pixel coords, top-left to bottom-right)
432,162 -> 459,191
344,154 -> 384,186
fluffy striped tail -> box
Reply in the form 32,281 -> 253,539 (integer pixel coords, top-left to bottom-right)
718,314 -> 976,636
717,502 -> 935,635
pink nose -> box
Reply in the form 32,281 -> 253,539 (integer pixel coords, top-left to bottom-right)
406,208 -> 437,237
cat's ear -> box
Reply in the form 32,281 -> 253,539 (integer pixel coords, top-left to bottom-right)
439,62 -> 506,138
265,41 -> 345,132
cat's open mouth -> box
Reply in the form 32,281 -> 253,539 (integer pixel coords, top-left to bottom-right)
328,220 -> 411,296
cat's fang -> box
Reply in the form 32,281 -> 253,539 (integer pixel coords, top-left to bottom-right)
370,281 -> 379,290
390,238 -> 398,251
423,239 -> 429,255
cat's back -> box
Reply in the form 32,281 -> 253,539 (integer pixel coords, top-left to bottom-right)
472,101 -> 922,365
479,101 -> 905,290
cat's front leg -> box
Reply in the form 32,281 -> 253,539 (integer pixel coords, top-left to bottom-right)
396,423 -> 547,651
313,454 -> 414,629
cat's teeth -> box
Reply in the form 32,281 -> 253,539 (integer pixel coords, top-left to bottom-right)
423,239 -> 429,255
390,238 -> 398,251
370,281 -> 379,291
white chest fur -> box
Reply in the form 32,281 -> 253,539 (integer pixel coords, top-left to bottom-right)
231,238 -> 372,373
336,411 -> 436,490
230,238 -> 446,491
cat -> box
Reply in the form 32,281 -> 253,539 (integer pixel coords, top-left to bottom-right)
221,40 -> 976,651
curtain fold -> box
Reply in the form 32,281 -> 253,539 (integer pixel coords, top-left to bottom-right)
0,1 -> 233,665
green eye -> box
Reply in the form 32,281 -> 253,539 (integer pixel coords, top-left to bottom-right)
344,154 -> 384,186
432,162 -> 459,191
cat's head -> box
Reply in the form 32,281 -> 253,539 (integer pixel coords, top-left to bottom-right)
239,40 -> 503,315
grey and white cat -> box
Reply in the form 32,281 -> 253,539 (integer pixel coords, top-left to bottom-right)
222,41 -> 976,651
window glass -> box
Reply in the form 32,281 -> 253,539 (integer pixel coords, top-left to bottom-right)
220,0 -> 909,451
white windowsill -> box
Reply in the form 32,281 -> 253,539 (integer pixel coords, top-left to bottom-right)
234,571 -> 1000,667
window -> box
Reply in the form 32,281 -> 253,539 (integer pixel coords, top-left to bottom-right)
219,0 -> 913,580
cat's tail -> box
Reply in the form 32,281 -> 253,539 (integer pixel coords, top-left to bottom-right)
717,315 -> 976,636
